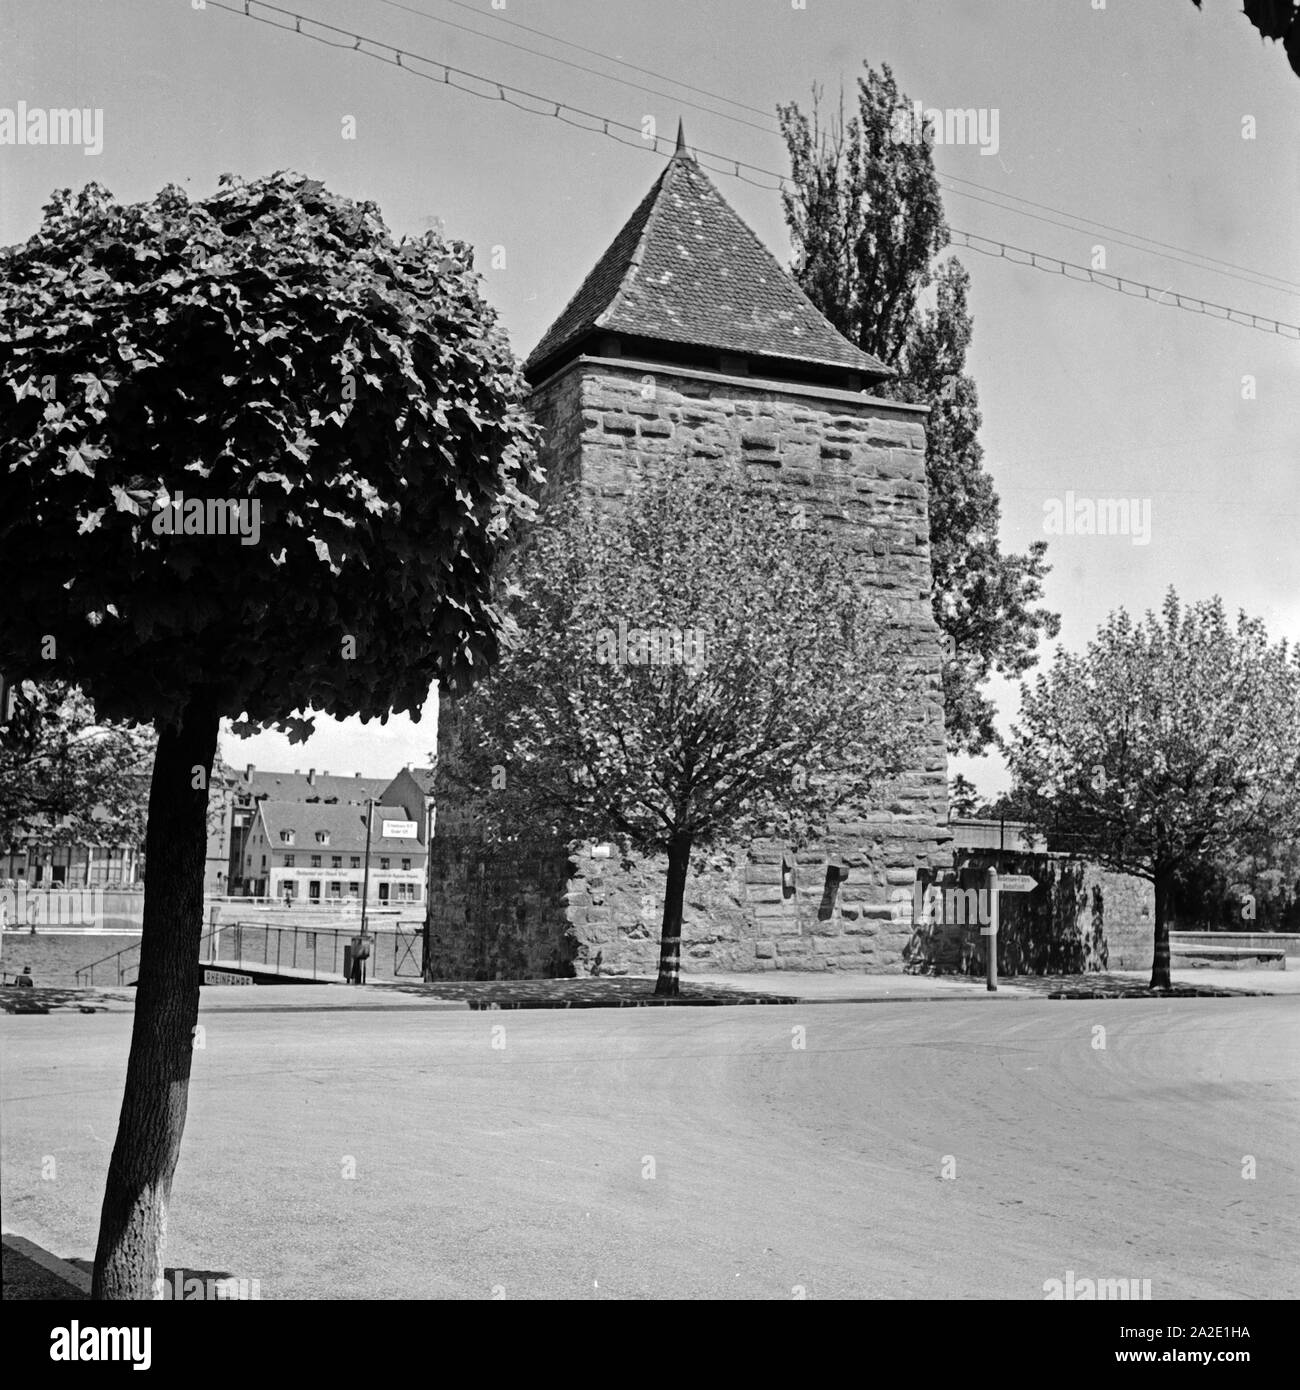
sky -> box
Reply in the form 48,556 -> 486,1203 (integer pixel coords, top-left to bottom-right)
3,0 -> 1297,795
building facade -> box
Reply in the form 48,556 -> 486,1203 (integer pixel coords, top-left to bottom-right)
240,795 -> 427,908
0,839 -> 143,888
225,765 -> 392,892
429,133 -> 951,979
0,739 -> 431,901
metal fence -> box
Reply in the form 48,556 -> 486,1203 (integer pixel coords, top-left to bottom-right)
76,918 -> 424,986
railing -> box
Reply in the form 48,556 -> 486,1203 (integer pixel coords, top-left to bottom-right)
76,924 -> 222,987
76,918 -> 425,986
214,922 -> 345,981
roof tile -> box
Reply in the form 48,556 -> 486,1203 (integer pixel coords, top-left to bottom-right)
525,148 -> 891,382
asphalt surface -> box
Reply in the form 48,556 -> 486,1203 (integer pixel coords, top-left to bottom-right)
2,995 -> 1296,1298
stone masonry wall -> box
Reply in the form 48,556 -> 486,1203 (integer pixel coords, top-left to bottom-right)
903,851 -> 1155,976
429,357 -> 951,978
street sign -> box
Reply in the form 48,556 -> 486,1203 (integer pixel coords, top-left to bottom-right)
997,874 -> 1038,894
381,820 -> 418,839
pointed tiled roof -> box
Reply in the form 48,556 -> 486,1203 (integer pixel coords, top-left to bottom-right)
525,143 -> 892,383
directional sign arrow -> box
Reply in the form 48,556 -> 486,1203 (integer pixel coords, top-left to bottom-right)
997,874 -> 1038,893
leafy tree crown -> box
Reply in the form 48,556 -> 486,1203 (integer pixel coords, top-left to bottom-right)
0,173 -> 538,737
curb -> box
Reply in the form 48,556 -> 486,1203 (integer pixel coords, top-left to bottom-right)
191,987 -> 1276,1012
1,1232 -> 92,1297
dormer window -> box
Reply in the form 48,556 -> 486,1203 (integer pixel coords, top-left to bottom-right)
315,831 -> 329,845
279,830 -> 295,845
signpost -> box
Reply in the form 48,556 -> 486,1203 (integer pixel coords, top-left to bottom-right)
359,799 -> 374,955
983,870 -> 1037,992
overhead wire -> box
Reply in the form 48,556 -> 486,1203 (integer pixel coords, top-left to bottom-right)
380,0 -> 1300,295
374,0 -> 779,125
204,0 -> 1300,339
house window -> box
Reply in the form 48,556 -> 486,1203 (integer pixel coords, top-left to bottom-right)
348,882 -> 360,897
315,831 -> 329,845
331,856 -> 342,869
380,857 -> 390,870
282,880 -> 297,899
308,881 -> 321,901
350,856 -> 361,869
279,830 -> 295,844
378,883 -> 390,903
310,855 -> 321,868
283,854 -> 295,868
329,882 -> 342,899
261,855 -> 266,869
401,858 -> 411,871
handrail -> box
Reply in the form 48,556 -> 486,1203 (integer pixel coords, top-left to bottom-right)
75,915 -> 426,986
76,923 -> 224,987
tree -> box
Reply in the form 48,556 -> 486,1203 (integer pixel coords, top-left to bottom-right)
779,67 -> 1060,756
0,680 -> 153,862
1191,1 -> 1300,78
1005,591 -> 1300,988
0,173 -> 536,1297
948,774 -> 981,819
1167,784 -> 1300,932
440,466 -> 921,996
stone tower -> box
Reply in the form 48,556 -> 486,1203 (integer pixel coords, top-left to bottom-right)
428,134 -> 950,979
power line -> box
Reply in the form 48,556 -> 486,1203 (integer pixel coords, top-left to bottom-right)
950,230 -> 1300,339
367,0 -> 779,136
937,181 -> 1300,299
208,1 -> 783,177
388,0 -> 777,122
377,0 -> 1300,296
205,0 -> 1300,340
937,170 -> 1300,296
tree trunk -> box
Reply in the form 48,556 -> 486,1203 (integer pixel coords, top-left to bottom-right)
92,700 -> 218,1300
654,833 -> 692,998
1150,869 -> 1173,990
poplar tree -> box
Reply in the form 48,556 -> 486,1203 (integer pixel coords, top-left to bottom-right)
779,64 -> 1060,756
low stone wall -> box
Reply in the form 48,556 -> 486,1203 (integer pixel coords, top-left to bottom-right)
903,852 -> 1154,975
1170,930 -> 1300,958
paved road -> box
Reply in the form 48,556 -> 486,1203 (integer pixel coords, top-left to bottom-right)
2,997 -> 1296,1298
